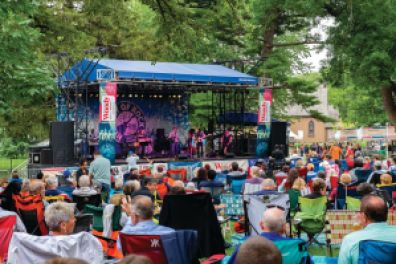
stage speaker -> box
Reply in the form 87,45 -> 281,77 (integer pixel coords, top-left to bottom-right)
40,148 -> 53,164
269,121 -> 289,157
208,119 -> 214,133
50,121 -> 74,165
247,137 -> 257,154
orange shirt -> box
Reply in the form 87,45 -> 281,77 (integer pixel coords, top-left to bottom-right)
330,146 -> 342,160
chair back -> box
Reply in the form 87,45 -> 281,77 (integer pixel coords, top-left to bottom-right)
231,179 -> 246,194
345,196 -> 361,210
330,176 -> 339,190
73,194 -> 102,211
13,194 -> 48,236
119,234 -> 167,264
275,175 -> 287,186
201,186 -> 224,204
298,196 -> 327,217
220,194 -> 244,216
354,169 -> 373,183
214,174 -> 227,185
0,215 -> 16,262
379,185 -> 396,200
84,205 -> 104,231
358,240 -> 396,264
288,189 -> 300,214
325,210 -> 359,245
243,183 -> 261,196
273,239 -> 310,264
340,160 -> 348,171
73,214 -> 93,233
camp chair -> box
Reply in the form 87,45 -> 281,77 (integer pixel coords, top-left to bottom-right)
358,240 -> 396,264
73,214 -> 93,233
13,194 -> 48,236
43,195 -> 65,203
379,185 -> 396,201
7,232 -> 103,264
84,204 -> 122,232
273,239 -> 311,264
294,196 -> 327,246
119,233 -> 168,264
340,159 -> 348,172
215,173 -> 227,185
72,193 -> 102,211
288,189 -> 300,237
345,196 -> 361,210
200,186 -> 225,204
231,179 -> 246,194
275,175 -> 287,186
0,215 -> 16,262
354,169 -> 373,183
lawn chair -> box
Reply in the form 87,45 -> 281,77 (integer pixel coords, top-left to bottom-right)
230,179 -> 246,194
200,186 -> 225,204
43,195 -> 65,204
345,196 -> 361,210
273,239 -> 311,264
13,194 -> 48,236
358,240 -> 396,264
73,214 -> 93,233
294,196 -> 327,246
0,215 -> 16,263
168,168 -> 187,182
72,193 -> 102,212
354,169 -> 372,184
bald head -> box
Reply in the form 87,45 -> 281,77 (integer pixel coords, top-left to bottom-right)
261,179 -> 276,190
236,236 -> 281,264
260,208 -> 286,234
361,195 -> 388,223
131,195 -> 154,220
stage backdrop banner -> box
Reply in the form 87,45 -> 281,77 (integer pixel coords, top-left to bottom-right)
202,159 -> 249,172
256,88 -> 272,157
99,82 -> 117,163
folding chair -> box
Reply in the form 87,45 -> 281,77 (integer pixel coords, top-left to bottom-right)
358,240 -> 396,264
13,194 -> 48,236
43,195 -> 65,204
354,169 -> 373,184
0,215 -> 16,263
167,168 -> 187,182
294,196 -> 327,246
200,186 -> 225,204
345,196 -> 361,210
119,234 -> 166,264
73,214 -> 93,233
273,239 -> 311,264
230,179 -> 246,194
73,193 -> 102,211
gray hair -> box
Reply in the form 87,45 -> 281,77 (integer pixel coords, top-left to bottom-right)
79,175 -> 91,188
261,178 -> 276,190
29,181 -> 44,195
131,195 -> 154,220
45,176 -> 58,188
173,180 -> 184,188
262,207 -> 286,232
21,179 -> 30,192
45,201 -> 74,231
123,180 -> 141,195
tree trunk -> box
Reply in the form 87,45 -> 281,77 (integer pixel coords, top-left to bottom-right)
381,84 -> 396,126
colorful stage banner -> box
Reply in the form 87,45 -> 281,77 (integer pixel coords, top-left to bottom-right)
256,88 -> 273,157
168,161 -> 202,181
99,82 -> 117,163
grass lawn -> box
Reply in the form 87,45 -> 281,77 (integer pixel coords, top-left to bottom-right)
0,157 -> 27,178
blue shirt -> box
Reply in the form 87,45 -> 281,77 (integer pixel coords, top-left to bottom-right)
89,156 -> 111,185
118,220 -> 174,249
339,222 -> 396,264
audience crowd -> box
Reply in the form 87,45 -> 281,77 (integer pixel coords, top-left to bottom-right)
1,142 -> 396,264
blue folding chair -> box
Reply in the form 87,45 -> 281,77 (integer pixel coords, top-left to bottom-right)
340,159 -> 348,172
354,169 -> 373,184
359,240 -> 396,264
306,171 -> 317,183
215,173 -> 227,185
231,179 -> 246,194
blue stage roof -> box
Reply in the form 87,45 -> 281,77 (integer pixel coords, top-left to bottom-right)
60,59 -> 258,86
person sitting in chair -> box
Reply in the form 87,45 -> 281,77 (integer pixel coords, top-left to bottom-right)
199,169 -> 224,189
45,202 -> 76,236
72,175 -> 97,197
253,179 -> 279,195
339,195 -> 396,264
118,195 -> 174,248
227,162 -> 244,177
304,178 -> 326,199
44,176 -> 71,201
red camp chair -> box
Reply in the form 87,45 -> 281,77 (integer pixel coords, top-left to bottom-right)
275,175 -> 287,186
119,233 -> 167,264
0,215 -> 16,262
13,194 -> 48,236
330,176 -> 339,190
140,169 -> 152,177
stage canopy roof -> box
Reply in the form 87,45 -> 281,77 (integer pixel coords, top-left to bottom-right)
60,58 -> 258,87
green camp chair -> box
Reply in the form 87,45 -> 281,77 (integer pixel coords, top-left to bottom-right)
273,239 -> 310,264
346,196 -> 361,210
84,205 -> 122,232
294,196 -> 327,246
288,189 -> 301,237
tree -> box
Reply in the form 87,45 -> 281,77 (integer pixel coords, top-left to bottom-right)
325,0 -> 396,126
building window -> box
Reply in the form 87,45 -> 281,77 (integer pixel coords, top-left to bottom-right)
308,120 -> 315,137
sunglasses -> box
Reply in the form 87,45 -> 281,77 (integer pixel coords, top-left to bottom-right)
267,204 -> 285,211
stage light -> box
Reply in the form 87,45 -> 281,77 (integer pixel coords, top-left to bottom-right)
141,94 -> 144,98
159,95 -> 163,98
173,95 -> 177,98
95,94 -> 99,97
154,95 -> 157,98
121,94 -> 125,98
177,94 -> 182,98
149,95 -> 152,98
129,94 -> 132,98
135,94 -> 138,98
78,93 -> 82,97
89,94 -> 93,97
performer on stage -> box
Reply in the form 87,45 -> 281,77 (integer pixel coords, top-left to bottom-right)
195,128 -> 206,158
221,128 -> 233,155
168,126 -> 180,156
187,129 -> 196,158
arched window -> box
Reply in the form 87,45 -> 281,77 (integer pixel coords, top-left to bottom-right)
308,120 -> 315,137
